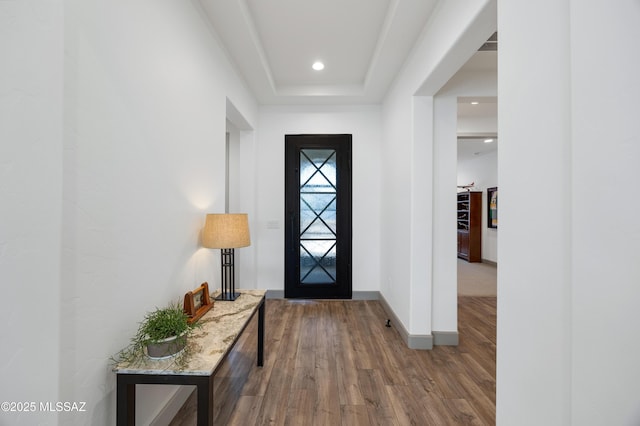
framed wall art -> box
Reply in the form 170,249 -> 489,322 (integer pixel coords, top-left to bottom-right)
487,187 -> 498,228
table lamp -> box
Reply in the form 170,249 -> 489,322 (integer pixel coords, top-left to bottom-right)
202,213 -> 250,301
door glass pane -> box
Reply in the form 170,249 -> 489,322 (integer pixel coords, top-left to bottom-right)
300,149 -> 337,285
300,240 -> 336,284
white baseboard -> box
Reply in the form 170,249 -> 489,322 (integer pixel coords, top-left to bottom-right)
266,289 -> 284,299
378,294 -> 433,350
433,331 -> 459,345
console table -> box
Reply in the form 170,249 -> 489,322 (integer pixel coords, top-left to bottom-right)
113,290 -> 266,425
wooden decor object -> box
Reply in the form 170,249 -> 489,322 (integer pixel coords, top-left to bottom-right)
184,282 -> 213,324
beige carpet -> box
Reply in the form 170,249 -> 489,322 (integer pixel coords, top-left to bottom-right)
457,259 -> 497,296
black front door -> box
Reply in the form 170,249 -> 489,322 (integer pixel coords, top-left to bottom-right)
285,134 -> 352,299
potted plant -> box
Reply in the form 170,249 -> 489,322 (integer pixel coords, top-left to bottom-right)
140,302 -> 192,359
112,301 -> 198,366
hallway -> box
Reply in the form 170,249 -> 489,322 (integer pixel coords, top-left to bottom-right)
171,297 -> 496,425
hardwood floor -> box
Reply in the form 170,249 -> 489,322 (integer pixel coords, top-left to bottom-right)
169,297 -> 496,425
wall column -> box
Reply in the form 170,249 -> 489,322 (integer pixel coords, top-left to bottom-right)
497,0 -> 572,424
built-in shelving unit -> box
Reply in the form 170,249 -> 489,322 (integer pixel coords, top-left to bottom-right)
457,191 -> 482,262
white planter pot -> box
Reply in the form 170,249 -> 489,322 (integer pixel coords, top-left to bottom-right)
146,334 -> 187,360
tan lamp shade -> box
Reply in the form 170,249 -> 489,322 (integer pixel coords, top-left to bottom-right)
202,213 -> 251,249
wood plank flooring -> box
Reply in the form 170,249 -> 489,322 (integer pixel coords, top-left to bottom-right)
169,296 -> 496,425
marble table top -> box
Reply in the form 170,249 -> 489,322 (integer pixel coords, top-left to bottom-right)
113,289 -> 266,376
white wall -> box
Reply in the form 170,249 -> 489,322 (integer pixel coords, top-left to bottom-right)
381,0 -> 496,341
226,117 -> 258,291
0,1 -> 63,425
60,1 -> 256,425
431,95 -> 457,333
497,1 -> 640,424
498,1 -> 572,422
255,105 -> 382,294
570,2 -> 640,423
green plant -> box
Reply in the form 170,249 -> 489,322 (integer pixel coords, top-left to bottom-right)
112,300 -> 199,369
137,301 -> 191,345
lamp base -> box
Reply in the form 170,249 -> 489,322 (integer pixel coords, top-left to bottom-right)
215,292 -> 240,301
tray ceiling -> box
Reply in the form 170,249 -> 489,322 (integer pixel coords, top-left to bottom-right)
200,0 -> 439,104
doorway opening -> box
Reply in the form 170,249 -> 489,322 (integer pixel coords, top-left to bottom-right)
456,96 -> 497,297
284,134 -> 352,299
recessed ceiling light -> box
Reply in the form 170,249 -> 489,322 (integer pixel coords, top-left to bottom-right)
312,61 -> 325,71
471,101 -> 479,105
484,138 -> 494,143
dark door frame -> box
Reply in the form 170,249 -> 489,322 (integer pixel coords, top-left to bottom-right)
284,134 -> 352,299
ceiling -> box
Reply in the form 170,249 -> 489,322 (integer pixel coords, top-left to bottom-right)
456,52 -> 498,160
457,91 -> 498,161
200,0 -> 498,153
200,0 -> 439,105
457,134 -> 498,160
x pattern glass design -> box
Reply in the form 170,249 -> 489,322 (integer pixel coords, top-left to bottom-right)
299,149 -> 337,284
